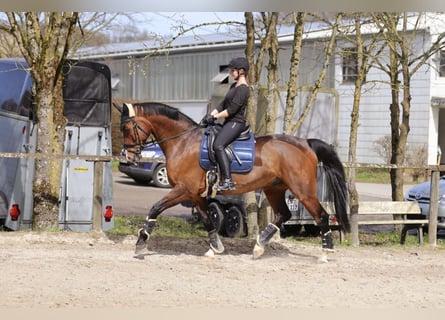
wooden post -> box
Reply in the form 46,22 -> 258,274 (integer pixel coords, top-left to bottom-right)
244,191 -> 259,239
350,211 -> 359,247
92,161 -> 104,232
428,169 -> 439,247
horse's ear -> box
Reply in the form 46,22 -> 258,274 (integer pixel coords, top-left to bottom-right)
112,103 -> 123,114
122,103 -> 130,118
125,103 -> 135,117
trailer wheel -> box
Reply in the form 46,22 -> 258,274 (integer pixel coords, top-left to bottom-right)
304,224 -> 320,236
0,192 -> 8,227
224,205 -> 245,238
208,201 -> 225,233
280,224 -> 302,237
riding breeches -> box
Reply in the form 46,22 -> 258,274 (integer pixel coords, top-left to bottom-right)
213,121 -> 246,179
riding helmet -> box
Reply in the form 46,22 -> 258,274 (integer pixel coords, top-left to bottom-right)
228,57 -> 249,72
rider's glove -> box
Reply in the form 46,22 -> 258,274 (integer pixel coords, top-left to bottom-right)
199,114 -> 215,127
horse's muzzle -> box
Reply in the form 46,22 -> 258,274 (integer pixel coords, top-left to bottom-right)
125,149 -> 141,163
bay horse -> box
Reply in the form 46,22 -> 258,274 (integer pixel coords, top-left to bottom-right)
117,102 -> 350,261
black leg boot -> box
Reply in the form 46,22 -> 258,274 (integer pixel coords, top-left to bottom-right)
214,148 -> 235,191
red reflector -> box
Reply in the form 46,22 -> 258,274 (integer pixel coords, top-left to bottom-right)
104,205 -> 113,222
9,204 -> 20,221
22,126 -> 26,134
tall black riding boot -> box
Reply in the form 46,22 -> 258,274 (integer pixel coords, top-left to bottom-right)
214,147 -> 235,191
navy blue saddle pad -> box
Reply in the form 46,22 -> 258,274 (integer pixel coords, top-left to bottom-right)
199,134 -> 255,173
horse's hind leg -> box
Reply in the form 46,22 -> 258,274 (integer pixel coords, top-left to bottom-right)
253,188 -> 291,259
299,196 -> 335,260
284,178 -> 335,262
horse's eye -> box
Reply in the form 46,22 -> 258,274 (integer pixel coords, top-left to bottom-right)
120,124 -> 130,133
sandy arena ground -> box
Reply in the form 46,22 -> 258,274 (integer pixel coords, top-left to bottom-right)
0,230 -> 444,312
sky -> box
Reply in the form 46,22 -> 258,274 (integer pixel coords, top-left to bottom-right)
131,12 -> 246,37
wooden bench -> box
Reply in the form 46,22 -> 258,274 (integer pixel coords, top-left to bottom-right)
354,201 -> 428,244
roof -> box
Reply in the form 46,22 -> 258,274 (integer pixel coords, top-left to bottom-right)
75,14 -> 437,60
75,21 -> 335,59
76,32 -> 247,59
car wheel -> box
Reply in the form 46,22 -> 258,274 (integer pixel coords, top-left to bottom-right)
224,205 -> 245,238
208,201 -> 225,234
152,164 -> 171,188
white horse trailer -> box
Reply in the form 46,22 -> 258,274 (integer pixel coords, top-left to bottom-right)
0,58 -> 114,232
0,59 -> 36,230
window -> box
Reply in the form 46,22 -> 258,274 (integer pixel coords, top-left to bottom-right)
342,47 -> 358,83
440,50 -> 445,77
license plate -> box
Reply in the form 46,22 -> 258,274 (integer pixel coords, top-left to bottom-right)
286,199 -> 298,211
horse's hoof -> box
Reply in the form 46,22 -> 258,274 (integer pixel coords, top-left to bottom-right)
134,242 -> 148,255
318,252 -> 329,263
204,248 -> 215,258
323,248 -> 335,253
318,248 -> 335,263
252,243 -> 264,259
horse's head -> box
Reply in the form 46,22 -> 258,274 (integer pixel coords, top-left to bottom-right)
118,103 -> 152,163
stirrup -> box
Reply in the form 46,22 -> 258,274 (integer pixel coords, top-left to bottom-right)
217,178 -> 235,191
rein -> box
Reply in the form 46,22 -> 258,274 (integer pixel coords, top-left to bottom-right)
153,126 -> 199,146
123,117 -> 199,153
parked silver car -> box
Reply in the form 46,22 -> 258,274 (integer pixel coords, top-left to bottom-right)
404,177 -> 445,229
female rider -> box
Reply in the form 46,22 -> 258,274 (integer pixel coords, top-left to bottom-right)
202,57 -> 250,191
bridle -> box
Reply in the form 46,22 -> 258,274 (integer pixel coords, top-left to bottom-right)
122,116 -> 199,156
121,117 -> 150,155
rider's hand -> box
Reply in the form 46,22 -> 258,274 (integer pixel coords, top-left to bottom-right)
205,114 -> 215,125
199,114 -> 215,127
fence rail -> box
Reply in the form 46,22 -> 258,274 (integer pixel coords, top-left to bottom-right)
1,152 -> 443,246
0,152 -> 165,163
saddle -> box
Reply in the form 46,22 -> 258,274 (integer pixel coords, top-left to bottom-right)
199,124 -> 255,174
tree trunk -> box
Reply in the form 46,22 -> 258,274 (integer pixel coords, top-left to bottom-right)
289,13 -> 342,133
283,12 -> 305,134
243,12 -> 260,239
265,13 -> 279,134
388,45 -> 404,201
346,15 -> 380,246
32,85 -> 64,229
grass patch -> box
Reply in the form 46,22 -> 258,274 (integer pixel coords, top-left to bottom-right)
283,228 -> 445,248
107,216 -> 445,249
106,215 -> 207,238
354,167 -> 390,184
111,160 -> 120,171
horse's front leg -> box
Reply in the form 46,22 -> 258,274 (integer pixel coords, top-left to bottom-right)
253,190 -> 290,259
135,187 -> 188,255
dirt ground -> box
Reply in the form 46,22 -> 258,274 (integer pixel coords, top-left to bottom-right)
0,230 -> 444,310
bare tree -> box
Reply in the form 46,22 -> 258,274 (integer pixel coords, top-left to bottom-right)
0,13 -> 79,229
287,13 -> 342,134
244,12 -> 282,237
0,12 -> 127,229
337,13 -> 385,246
262,12 -> 280,134
371,12 -> 445,200
283,12 -> 306,134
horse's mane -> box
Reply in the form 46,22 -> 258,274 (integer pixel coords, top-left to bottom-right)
135,102 -> 198,126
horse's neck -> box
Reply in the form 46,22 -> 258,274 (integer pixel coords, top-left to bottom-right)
150,118 -> 194,148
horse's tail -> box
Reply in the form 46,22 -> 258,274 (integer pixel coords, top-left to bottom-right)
307,138 -> 350,233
